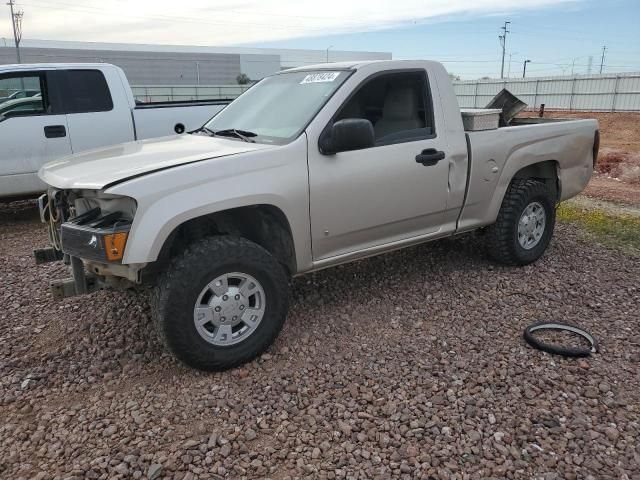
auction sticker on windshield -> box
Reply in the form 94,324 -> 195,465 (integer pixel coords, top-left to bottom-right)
300,72 -> 340,84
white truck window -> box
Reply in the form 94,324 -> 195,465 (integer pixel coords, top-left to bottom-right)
335,70 -> 435,146
0,73 -> 46,118
62,70 -> 114,114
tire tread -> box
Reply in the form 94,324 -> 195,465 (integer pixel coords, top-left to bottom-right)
486,179 -> 556,265
150,235 -> 289,371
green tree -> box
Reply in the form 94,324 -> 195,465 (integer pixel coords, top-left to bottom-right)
236,73 -> 251,85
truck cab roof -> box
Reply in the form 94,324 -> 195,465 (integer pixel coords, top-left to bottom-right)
282,59 -> 443,73
0,63 -> 118,73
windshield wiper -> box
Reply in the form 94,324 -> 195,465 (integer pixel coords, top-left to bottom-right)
212,128 -> 257,143
190,126 -> 216,136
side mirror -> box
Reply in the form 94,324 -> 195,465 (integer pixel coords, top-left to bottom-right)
320,118 -> 375,154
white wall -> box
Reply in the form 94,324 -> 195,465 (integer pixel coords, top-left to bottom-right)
239,54 -> 280,80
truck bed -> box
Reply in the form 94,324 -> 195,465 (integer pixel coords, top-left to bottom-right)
132,101 -> 229,139
458,117 -> 598,232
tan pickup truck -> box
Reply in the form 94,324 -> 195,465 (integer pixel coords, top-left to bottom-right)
35,60 -> 599,370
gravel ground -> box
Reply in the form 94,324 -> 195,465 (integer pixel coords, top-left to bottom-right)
1,200 -> 639,480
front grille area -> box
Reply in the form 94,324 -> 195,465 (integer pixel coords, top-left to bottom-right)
60,208 -> 131,262
61,224 -> 108,262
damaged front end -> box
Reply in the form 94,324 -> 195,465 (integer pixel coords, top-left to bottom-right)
34,189 -> 141,299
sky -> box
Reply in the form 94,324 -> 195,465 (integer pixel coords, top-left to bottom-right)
1,0 -> 639,79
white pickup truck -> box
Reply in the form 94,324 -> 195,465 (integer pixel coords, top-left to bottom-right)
0,63 -> 228,199
35,60 -> 599,371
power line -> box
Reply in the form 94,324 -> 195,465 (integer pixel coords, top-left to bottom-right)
15,0 -> 332,32
510,31 -> 634,49
16,0 -> 447,24
530,61 -> 639,68
16,0 -> 496,35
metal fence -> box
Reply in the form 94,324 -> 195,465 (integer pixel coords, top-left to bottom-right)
133,72 -> 640,112
131,84 -> 251,102
453,72 -> 640,111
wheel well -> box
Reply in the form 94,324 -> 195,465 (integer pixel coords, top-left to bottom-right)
154,205 -> 296,277
513,160 -> 560,199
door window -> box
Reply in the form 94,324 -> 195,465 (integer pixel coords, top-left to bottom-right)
62,70 -> 113,113
0,73 -> 46,118
335,70 -> 435,146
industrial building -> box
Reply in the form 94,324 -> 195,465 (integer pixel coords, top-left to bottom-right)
0,39 -> 392,85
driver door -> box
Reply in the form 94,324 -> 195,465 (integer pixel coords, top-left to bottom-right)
307,69 -> 451,261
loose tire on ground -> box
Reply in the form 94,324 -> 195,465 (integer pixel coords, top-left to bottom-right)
524,321 -> 598,357
151,235 -> 290,371
486,179 -> 557,265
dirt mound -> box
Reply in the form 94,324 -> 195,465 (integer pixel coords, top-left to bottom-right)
596,148 -> 640,184
518,111 -> 640,186
584,176 -> 640,205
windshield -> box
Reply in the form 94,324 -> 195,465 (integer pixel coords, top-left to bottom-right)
204,70 -> 351,144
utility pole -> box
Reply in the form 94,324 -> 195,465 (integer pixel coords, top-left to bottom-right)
599,45 -> 606,74
523,59 -> 531,78
499,21 -> 510,79
7,0 -> 23,63
587,56 -> 593,75
326,45 -> 333,63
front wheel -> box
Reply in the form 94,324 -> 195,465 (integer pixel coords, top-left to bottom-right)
486,179 -> 557,265
151,236 -> 290,371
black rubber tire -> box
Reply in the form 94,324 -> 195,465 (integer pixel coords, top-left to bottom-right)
150,235 -> 289,371
486,179 -> 556,266
524,321 -> 598,357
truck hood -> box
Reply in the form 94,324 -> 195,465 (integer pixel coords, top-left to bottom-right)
39,134 -> 275,190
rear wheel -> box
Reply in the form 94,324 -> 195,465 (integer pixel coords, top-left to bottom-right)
487,179 -> 556,265
151,236 -> 289,371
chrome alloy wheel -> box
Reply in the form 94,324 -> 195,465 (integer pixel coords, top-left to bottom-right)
193,272 -> 266,346
517,201 -> 547,250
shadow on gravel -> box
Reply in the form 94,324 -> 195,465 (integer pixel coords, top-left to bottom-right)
0,199 -> 40,225
289,233 -> 489,313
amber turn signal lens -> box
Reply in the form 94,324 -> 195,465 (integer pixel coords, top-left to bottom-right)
104,232 -> 128,261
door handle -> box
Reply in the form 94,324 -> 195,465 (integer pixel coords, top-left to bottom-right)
44,125 -> 66,138
415,148 -> 445,166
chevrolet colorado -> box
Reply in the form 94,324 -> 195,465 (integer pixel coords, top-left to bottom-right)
35,60 -> 599,371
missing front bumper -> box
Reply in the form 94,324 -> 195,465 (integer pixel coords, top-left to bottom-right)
50,275 -> 100,300
47,257 -> 138,300
49,256 -> 100,300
